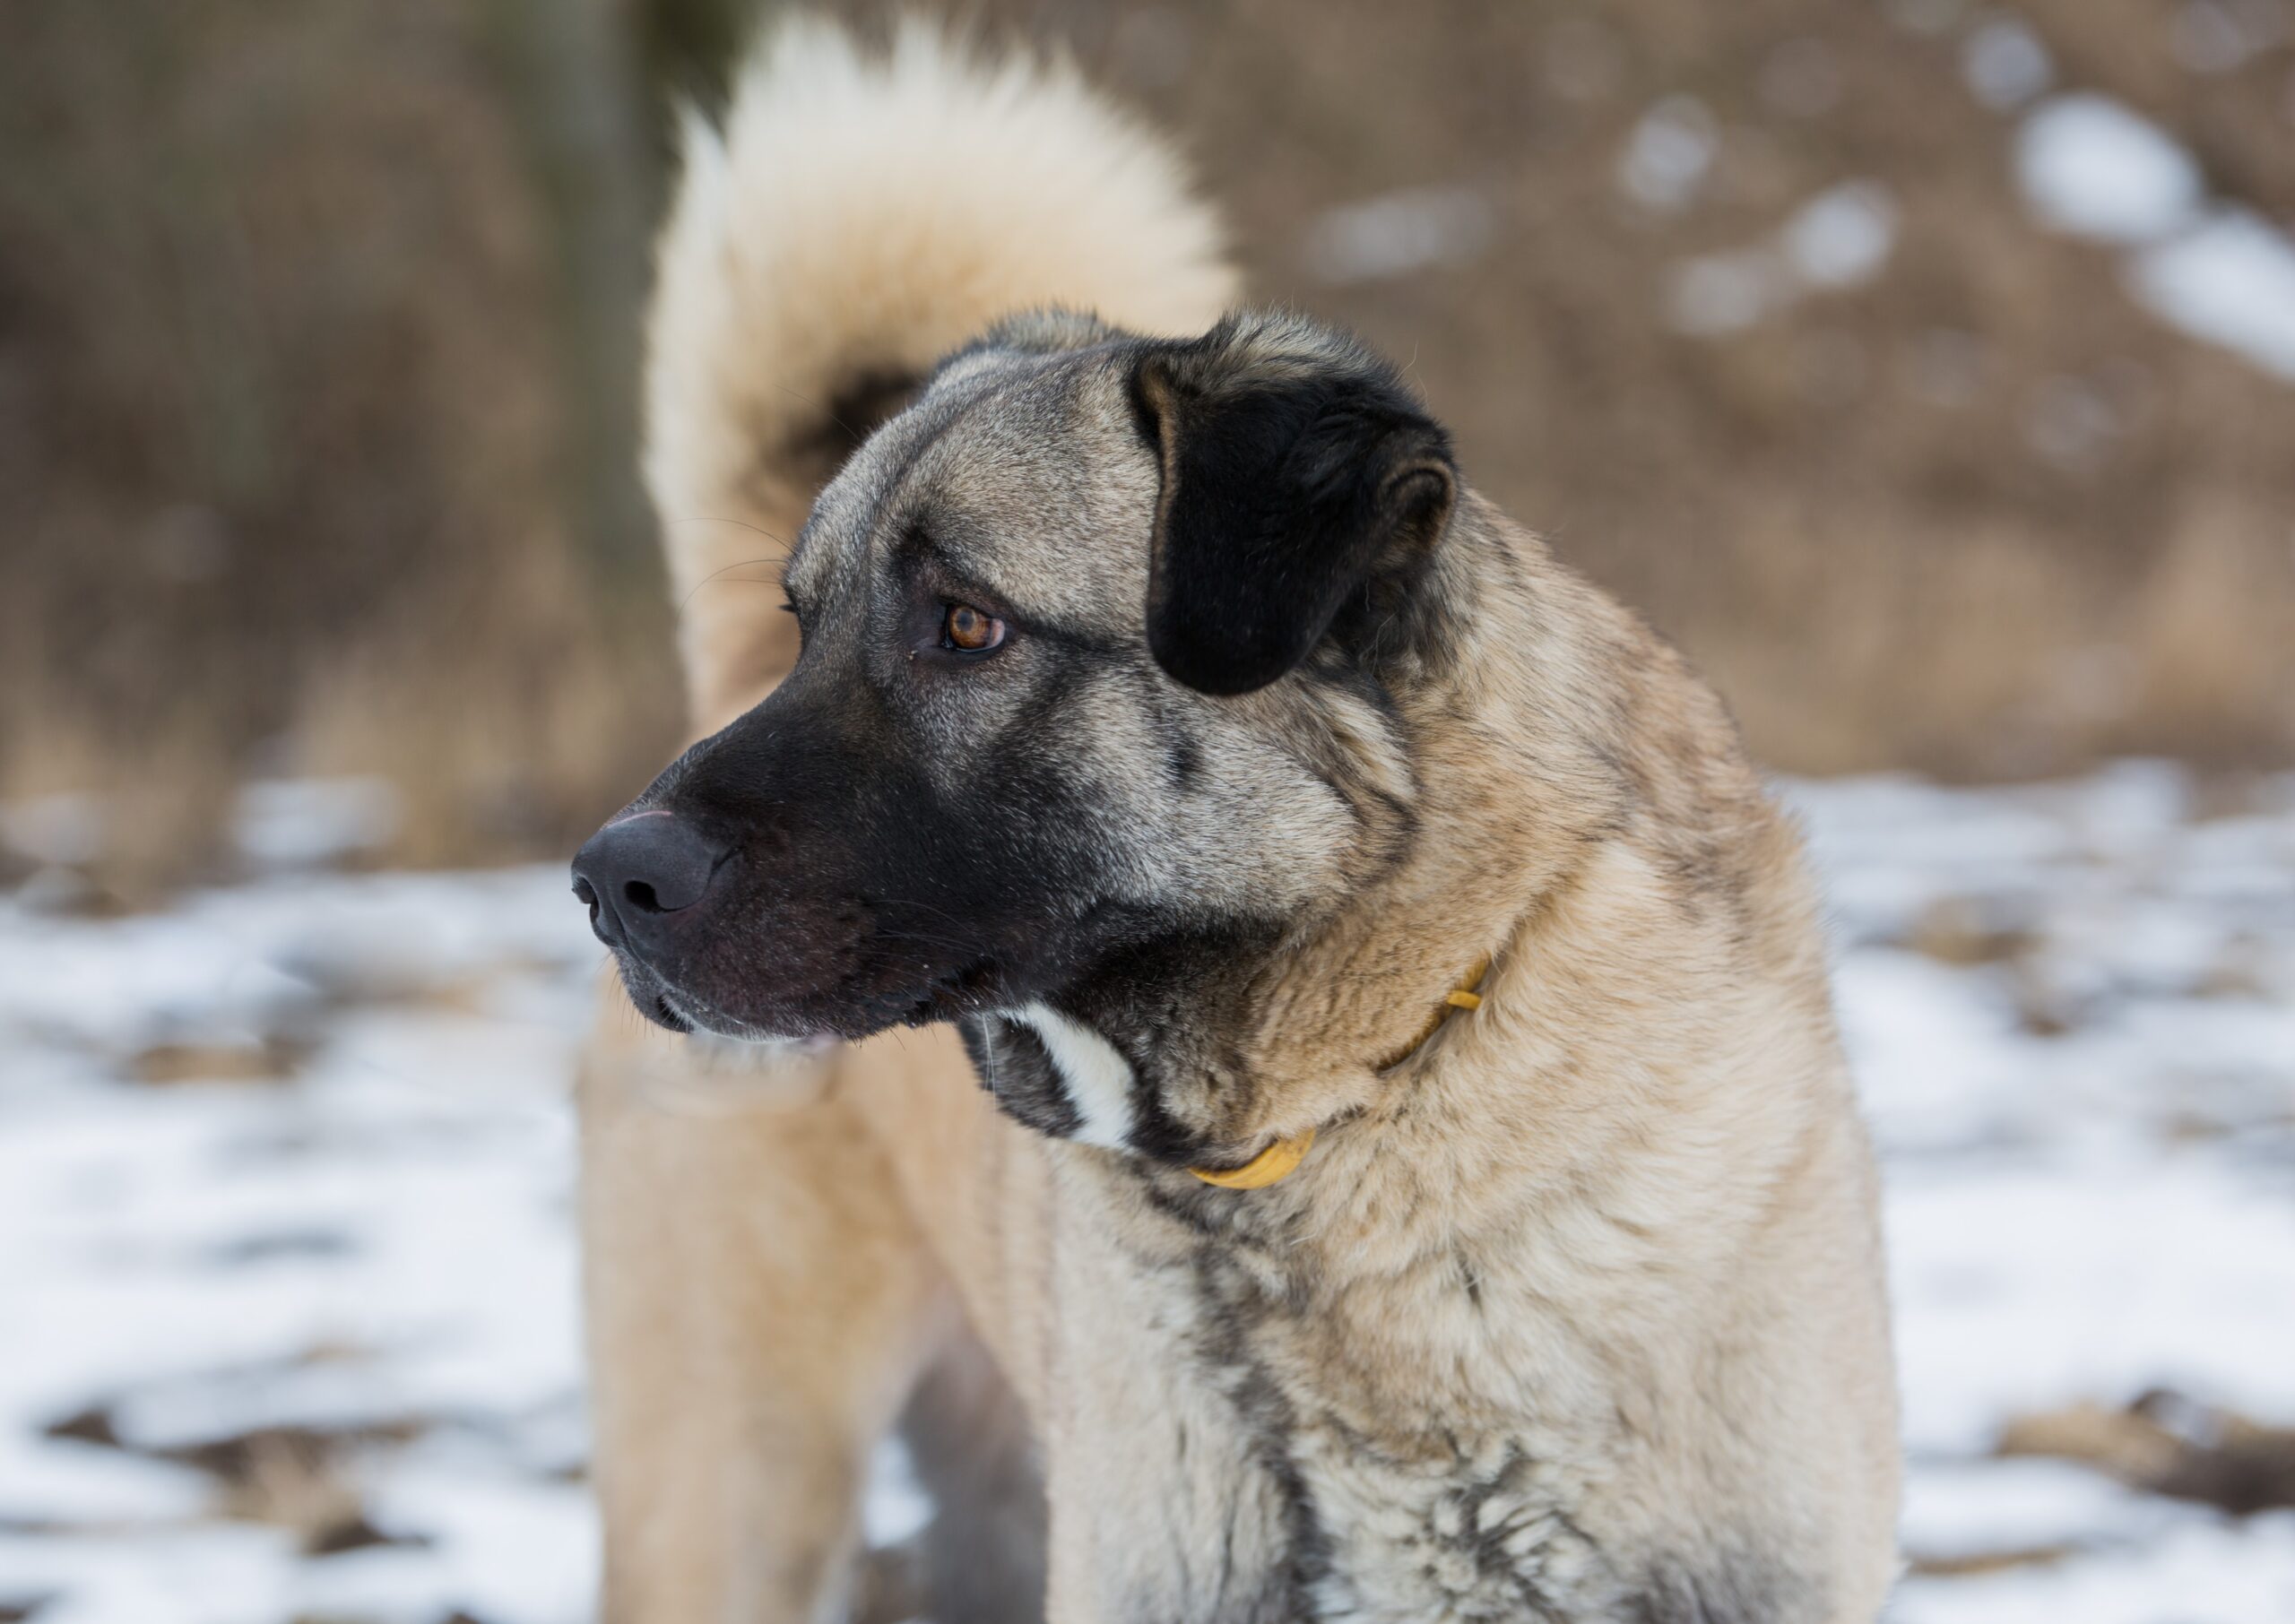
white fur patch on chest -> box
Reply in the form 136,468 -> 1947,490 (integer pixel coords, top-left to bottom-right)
1013,1001 -> 1138,1150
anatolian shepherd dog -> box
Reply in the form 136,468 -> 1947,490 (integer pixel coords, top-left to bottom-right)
576,18 -> 1900,1624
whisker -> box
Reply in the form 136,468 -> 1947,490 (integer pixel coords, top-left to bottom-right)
773,379 -> 862,445
979,1019 -> 1003,1103
662,514 -> 790,542
669,541 -> 793,617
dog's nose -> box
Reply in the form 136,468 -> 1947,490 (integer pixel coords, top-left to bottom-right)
571,810 -> 728,950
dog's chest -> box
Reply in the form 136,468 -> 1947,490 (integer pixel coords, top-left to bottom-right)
1096,1197 -> 1626,1622
1285,1421 -> 1618,1622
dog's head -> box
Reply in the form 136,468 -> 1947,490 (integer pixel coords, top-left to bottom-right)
576,312 -> 1462,1159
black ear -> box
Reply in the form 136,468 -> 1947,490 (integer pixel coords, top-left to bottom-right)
1130,317 -> 1457,696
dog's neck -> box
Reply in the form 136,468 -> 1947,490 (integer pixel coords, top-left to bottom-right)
1006,501 -> 1655,1174
1225,506 -> 1636,1116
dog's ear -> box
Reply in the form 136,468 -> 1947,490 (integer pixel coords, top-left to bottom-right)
1130,317 -> 1456,696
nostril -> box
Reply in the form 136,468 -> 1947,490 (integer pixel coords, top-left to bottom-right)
573,808 -> 726,937
570,874 -> 609,941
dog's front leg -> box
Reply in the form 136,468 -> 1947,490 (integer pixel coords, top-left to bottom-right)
578,1007 -> 947,1624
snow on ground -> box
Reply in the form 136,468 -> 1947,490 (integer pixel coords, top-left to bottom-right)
3,764 -> 2291,1622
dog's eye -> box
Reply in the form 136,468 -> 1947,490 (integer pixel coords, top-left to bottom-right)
941,602 -> 1006,653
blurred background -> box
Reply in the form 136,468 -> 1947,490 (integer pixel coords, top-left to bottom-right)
7,0 -> 2294,897
3,3 -> 2292,1622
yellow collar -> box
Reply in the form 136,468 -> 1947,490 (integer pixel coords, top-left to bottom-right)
1187,954 -> 1492,1190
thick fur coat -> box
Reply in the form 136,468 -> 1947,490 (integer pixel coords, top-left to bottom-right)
578,19 -> 1900,1624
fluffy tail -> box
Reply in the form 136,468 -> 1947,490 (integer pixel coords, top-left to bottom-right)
643,15 -> 1238,726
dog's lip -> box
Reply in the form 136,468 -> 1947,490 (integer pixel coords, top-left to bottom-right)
647,989 -> 695,1033
619,935 -> 1014,1043
657,985 -> 837,1047
895,956 -> 1006,1025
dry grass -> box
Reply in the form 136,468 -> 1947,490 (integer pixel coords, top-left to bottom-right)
1999,1389 -> 2295,1517
1042,0 -> 2295,780
2,0 -> 2291,890
0,0 -> 680,892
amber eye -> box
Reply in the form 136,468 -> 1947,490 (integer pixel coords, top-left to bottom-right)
941,601 -> 1006,653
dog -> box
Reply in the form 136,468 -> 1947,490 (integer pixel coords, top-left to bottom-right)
575,18 -> 1900,1623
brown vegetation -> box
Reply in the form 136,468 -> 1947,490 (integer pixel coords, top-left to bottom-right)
2001,1388 -> 2295,1517
4,0 -> 2291,889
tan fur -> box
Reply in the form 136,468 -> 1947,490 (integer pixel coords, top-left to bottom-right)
584,18 -> 1897,1623
644,14 -> 1234,724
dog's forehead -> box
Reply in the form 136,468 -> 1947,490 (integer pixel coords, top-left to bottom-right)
788,350 -> 1157,630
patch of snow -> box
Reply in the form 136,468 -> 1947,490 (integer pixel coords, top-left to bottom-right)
7,777 -> 405,880
1894,1514 -> 2295,1623
1301,186 -> 1493,286
2170,0 -> 2279,74
2131,207 -> 2295,381
1784,181 -> 1901,288
5,765 -> 2295,1620
1668,250 -> 1788,335
1667,180 -> 1898,335
0,793 -> 107,868
1886,1157 -> 2295,1456
233,779 -> 403,873
1618,96 -> 1718,212
2010,87 -> 2295,384
2018,94 -> 2203,244
0,1522 -> 298,1624
1887,0 -> 1970,39
1963,13 -> 2057,109
1899,1456 -> 2174,1559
